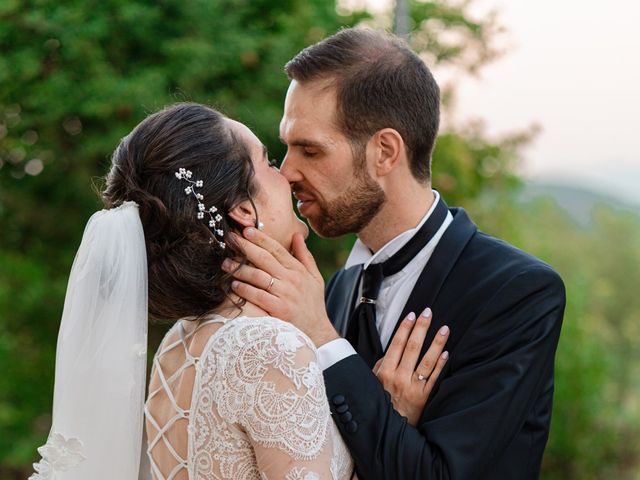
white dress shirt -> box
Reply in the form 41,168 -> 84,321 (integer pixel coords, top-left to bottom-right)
317,191 -> 453,370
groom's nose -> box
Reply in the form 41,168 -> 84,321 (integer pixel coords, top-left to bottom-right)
279,151 -> 303,184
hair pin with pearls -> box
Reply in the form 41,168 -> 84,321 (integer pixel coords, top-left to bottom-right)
175,168 -> 225,249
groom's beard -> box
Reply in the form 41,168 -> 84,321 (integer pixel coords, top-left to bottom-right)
308,159 -> 386,238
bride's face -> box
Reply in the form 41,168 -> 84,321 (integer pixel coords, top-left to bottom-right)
226,119 -> 309,250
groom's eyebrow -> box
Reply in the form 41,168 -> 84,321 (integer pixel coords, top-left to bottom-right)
279,136 -> 326,149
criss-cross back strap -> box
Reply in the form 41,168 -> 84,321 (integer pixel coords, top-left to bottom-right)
144,316 -> 226,480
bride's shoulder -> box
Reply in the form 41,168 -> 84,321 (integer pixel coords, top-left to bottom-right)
216,315 -> 317,354
206,315 -> 322,399
153,321 -> 182,354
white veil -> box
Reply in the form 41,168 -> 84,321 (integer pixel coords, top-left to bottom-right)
30,201 -> 149,480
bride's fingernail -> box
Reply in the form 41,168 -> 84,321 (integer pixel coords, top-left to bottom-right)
421,307 -> 432,318
442,351 -> 449,360
245,227 -> 256,238
439,325 -> 449,336
407,312 -> 416,322
221,259 -> 232,270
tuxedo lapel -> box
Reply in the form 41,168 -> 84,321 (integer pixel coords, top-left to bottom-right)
388,208 -> 477,353
327,208 -> 477,349
325,264 -> 363,337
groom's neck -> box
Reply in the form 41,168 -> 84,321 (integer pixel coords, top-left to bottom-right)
357,183 -> 435,254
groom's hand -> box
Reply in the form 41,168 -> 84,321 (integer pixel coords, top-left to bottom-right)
222,227 -> 340,347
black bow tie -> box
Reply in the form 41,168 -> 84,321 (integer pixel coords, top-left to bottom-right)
345,196 -> 449,368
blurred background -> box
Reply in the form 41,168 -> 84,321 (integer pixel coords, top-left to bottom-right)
1,0 -> 638,478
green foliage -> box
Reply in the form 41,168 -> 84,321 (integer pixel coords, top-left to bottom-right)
409,0 -> 503,73
0,0 -> 367,473
471,196 -> 640,479
2,0 -> 636,478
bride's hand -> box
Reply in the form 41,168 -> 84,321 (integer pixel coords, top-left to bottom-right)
222,228 -> 340,346
373,309 -> 450,426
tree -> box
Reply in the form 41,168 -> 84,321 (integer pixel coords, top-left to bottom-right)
0,0 -> 526,476
0,1 -> 364,473
472,196 -> 640,479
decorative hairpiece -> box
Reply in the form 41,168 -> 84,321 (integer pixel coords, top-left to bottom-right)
174,168 -> 225,249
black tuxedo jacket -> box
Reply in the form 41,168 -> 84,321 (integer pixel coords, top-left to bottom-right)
324,207 -> 565,480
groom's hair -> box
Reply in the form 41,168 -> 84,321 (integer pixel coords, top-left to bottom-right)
102,103 -> 258,322
285,28 -> 440,182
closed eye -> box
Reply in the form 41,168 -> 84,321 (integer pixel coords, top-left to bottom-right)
263,145 -> 280,168
268,157 -> 280,168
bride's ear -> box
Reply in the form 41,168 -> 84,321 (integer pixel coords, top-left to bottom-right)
227,200 -> 257,228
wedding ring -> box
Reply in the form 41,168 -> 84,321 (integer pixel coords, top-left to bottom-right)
416,373 -> 427,382
266,277 -> 275,292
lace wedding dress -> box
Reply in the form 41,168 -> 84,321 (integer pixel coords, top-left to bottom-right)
144,314 -> 354,480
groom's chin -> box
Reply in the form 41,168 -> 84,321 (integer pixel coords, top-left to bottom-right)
307,221 -> 348,239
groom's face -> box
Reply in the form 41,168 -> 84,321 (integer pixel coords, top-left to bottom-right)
279,79 -> 385,237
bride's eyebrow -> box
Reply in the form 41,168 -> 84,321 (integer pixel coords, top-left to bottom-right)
262,144 -> 269,159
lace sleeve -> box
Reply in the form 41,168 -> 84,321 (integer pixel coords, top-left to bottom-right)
215,316 -> 338,479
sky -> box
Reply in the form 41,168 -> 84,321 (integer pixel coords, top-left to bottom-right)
358,0 -> 640,205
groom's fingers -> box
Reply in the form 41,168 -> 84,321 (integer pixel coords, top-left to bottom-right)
243,227 -> 301,270
231,233 -> 287,278
230,280 -> 279,313
291,233 -> 322,279
223,260 -> 276,292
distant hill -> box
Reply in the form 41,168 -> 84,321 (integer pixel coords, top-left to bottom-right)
519,181 -> 640,225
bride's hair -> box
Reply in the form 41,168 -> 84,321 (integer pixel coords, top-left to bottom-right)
102,102 -> 257,322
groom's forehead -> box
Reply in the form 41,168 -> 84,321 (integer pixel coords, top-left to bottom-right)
284,79 -> 336,111
279,115 -> 341,148
281,89 -> 340,139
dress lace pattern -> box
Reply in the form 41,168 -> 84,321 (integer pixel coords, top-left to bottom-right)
29,433 -> 86,480
145,315 -> 353,480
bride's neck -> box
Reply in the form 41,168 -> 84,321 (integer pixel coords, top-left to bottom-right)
214,295 -> 268,319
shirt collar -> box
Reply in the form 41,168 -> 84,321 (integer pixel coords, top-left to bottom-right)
345,190 -> 442,269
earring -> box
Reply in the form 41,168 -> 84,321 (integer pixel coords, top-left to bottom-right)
257,221 -> 265,231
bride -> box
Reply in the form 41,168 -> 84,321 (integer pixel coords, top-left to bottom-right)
30,102 -> 441,480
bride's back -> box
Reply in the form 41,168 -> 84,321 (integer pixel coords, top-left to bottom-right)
145,319 -> 224,480
144,315 -> 353,480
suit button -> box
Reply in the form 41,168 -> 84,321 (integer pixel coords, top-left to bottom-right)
345,420 -> 358,433
332,394 -> 346,406
339,412 -> 353,423
335,404 -> 349,414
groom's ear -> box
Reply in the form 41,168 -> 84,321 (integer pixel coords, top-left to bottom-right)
370,128 -> 403,177
228,200 -> 256,228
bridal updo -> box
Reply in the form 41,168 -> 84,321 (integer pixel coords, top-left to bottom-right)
102,103 -> 257,321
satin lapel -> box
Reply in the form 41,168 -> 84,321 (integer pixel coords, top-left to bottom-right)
386,208 -> 477,353
325,264 -> 364,337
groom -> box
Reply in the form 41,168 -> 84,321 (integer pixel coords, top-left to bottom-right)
231,28 -> 565,479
